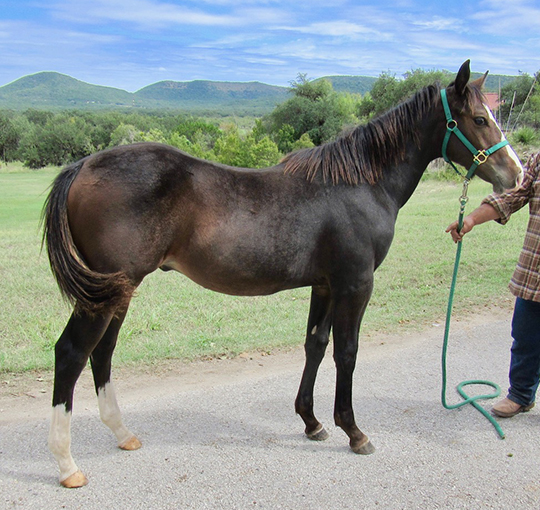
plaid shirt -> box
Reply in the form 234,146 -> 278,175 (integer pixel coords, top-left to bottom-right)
482,153 -> 540,302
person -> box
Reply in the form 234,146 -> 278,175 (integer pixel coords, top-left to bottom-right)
446,152 -> 540,418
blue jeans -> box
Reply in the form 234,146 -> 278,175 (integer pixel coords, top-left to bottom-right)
508,297 -> 540,406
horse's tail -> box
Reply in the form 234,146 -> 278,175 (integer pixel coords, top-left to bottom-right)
42,160 -> 135,315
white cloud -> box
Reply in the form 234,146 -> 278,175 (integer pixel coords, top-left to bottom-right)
50,0 -> 242,27
193,33 -> 266,48
244,56 -> 287,66
472,0 -> 540,35
411,16 -> 465,32
48,0 -> 291,30
277,20 -> 390,39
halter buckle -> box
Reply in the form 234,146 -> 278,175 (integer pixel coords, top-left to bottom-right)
473,150 -> 488,165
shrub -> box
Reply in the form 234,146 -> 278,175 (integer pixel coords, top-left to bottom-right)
510,126 -> 539,145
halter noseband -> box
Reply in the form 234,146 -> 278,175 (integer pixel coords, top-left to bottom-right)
440,88 -> 509,180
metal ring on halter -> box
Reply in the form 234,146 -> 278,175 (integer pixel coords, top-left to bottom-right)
447,119 -> 458,131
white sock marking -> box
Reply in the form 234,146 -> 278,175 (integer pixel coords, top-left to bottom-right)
49,405 -> 79,482
97,382 -> 134,446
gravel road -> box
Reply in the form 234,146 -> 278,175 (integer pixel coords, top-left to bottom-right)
1,308 -> 539,509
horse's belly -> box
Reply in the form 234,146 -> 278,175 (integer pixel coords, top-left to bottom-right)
161,253 -> 310,297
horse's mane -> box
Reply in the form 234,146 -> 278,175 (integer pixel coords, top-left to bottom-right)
281,81 -> 484,186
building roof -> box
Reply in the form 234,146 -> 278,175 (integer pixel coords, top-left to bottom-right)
484,92 -> 500,111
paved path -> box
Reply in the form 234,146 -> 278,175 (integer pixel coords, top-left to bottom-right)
2,309 -> 539,509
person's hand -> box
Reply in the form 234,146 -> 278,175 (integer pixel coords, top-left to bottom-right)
445,216 -> 476,243
445,203 -> 499,243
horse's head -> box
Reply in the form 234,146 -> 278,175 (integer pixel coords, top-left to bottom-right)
442,60 -> 523,193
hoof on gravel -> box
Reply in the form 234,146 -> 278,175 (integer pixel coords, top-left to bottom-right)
351,438 -> 375,455
306,424 -> 329,441
60,470 -> 88,488
119,436 -> 142,451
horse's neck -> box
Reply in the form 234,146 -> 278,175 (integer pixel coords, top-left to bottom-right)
382,159 -> 429,209
380,121 -> 442,209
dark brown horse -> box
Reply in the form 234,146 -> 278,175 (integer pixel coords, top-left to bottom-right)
43,61 -> 523,487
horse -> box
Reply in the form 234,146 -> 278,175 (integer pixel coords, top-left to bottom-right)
42,60 -> 523,487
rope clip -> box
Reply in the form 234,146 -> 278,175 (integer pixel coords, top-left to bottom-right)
459,179 -> 470,205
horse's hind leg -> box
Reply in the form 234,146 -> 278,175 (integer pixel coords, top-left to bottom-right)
49,310 -> 114,488
295,286 -> 333,441
90,305 -> 141,451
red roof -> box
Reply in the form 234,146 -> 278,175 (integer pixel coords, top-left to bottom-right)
484,92 -> 500,111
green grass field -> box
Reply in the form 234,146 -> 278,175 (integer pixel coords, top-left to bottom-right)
0,164 -> 528,373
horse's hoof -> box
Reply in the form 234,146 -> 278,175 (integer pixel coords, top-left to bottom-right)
306,424 -> 329,441
351,437 -> 375,455
119,435 -> 142,451
60,470 -> 88,488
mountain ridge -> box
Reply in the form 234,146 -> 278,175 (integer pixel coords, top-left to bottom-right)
0,71 -> 375,112
0,71 -> 518,113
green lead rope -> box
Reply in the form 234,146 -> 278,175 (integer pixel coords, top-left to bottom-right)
441,179 -> 505,439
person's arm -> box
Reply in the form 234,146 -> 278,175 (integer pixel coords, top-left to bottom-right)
445,203 -> 501,243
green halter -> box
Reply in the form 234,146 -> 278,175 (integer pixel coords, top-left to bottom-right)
440,88 -> 509,181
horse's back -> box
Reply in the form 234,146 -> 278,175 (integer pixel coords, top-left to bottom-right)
64,143 -> 293,285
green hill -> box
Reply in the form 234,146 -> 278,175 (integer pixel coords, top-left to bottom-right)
133,80 -> 289,113
0,72 -> 292,113
0,72 -> 134,109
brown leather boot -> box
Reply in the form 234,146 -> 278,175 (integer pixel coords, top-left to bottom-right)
491,398 -> 535,418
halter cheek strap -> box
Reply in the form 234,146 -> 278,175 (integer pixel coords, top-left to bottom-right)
440,88 -> 509,180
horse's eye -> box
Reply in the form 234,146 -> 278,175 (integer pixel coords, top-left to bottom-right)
474,117 -> 487,126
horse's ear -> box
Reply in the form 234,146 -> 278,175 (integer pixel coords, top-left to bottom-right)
454,60 -> 471,96
470,71 -> 489,90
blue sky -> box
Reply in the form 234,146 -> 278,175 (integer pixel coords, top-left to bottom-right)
1,0 -> 540,92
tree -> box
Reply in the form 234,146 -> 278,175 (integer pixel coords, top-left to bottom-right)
290,74 -> 333,101
274,124 -> 296,153
366,72 -> 399,116
139,128 -> 167,144
290,132 -> 315,151
22,109 -> 53,127
0,112 -> 20,161
109,123 -> 142,146
172,117 -> 221,154
263,74 -> 359,148
175,117 -> 221,143
361,69 -> 453,118
213,125 -> 280,168
21,114 -> 94,168
500,72 -> 540,130
168,132 -> 214,160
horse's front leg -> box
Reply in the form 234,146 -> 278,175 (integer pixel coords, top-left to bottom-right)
332,280 -> 375,455
49,310 -> 113,488
295,285 -> 333,441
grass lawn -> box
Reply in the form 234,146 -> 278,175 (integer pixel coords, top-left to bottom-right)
0,164 -> 528,373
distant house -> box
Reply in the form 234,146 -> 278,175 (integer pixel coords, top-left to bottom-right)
484,92 -> 501,111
